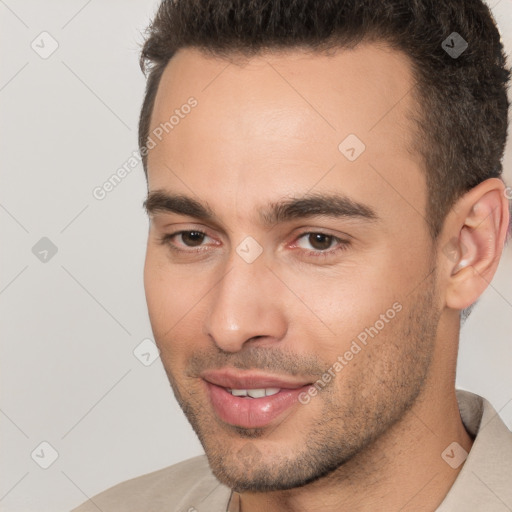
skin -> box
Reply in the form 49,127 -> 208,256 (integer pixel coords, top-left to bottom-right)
143,44 -> 509,511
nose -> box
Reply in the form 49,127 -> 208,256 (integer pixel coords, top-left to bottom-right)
203,256 -> 288,352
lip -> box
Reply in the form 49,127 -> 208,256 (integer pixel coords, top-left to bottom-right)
201,369 -> 312,429
201,369 -> 311,390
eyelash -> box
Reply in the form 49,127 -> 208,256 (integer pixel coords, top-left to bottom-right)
158,230 -> 351,259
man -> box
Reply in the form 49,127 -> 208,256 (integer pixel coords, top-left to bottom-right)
72,0 -> 511,510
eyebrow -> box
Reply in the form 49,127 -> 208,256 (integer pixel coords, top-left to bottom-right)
143,190 -> 379,226
260,192 -> 378,225
144,191 -> 215,221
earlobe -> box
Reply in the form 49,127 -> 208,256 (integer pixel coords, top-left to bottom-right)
443,179 -> 509,311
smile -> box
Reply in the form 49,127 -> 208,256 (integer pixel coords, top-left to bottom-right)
201,369 -> 313,429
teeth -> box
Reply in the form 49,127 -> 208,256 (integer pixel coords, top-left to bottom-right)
248,389 -> 266,398
228,388 -> 281,398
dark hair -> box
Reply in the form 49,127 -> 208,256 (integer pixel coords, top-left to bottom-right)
139,0 -> 510,238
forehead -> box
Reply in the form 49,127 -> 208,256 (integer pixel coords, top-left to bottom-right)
146,44 -> 426,228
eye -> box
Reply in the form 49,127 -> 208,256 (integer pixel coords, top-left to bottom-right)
177,231 -> 209,247
297,233 -> 336,251
159,230 -> 215,251
294,232 -> 350,257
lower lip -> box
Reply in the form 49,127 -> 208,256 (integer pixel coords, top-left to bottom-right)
205,382 -> 310,429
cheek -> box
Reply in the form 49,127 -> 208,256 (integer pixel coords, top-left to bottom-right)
144,250 -> 188,342
143,249 -> 213,360
278,263 -> 403,357
144,250 -> 169,326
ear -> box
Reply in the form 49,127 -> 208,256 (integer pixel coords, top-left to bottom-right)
440,178 -> 510,310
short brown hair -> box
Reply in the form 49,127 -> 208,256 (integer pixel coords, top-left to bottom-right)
139,0 -> 510,238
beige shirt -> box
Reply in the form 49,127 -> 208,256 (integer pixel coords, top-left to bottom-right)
71,390 -> 512,511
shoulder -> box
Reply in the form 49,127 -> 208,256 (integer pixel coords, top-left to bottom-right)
71,455 -> 232,512
437,390 -> 512,511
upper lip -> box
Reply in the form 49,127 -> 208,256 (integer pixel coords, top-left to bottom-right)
201,369 -> 312,390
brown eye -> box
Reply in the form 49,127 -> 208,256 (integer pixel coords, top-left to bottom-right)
180,231 -> 206,247
307,233 -> 334,251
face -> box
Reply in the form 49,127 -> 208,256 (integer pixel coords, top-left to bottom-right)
143,44 -> 442,492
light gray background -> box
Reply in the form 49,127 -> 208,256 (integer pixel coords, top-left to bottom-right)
0,1 -> 511,511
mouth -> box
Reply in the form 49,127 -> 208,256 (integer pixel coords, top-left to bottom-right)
201,369 -> 312,429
